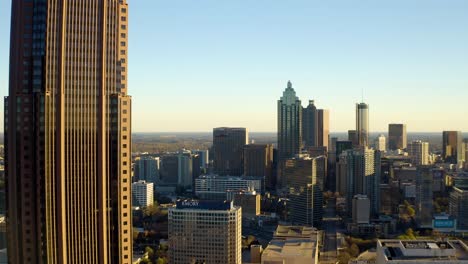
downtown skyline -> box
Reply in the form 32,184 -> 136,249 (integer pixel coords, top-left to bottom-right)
1,0 -> 468,133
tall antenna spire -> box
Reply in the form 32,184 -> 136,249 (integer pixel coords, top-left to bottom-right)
361,87 -> 364,103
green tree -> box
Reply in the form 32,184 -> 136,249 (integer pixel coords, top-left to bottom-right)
145,246 -> 155,260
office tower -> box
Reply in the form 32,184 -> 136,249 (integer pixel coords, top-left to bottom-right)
195,174 -> 263,200
178,150 -> 193,188
4,1 -> 131,263
388,124 -> 407,150
317,109 -> 330,149
243,144 -> 273,188
337,148 -> 381,216
352,195 -> 370,224
407,140 -> 430,165
443,131 -> 463,164
160,155 -> 180,185
348,130 -> 359,147
356,103 -> 370,147
193,149 -> 210,169
302,100 -> 317,148
213,127 -> 248,176
284,155 -> 324,227
132,181 -> 154,207
376,134 -> 386,152
377,239 -> 468,264
134,156 -> 160,183
168,200 -> 242,264
227,189 -> 261,217
416,166 -> 433,228
278,81 -> 302,161
450,187 -> 468,231
302,100 -> 329,149
335,141 -> 353,161
192,154 -> 202,180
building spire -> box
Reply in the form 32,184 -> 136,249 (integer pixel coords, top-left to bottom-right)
287,80 -> 292,89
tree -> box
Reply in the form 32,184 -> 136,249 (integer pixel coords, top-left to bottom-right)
145,246 -> 155,260
349,243 -> 360,257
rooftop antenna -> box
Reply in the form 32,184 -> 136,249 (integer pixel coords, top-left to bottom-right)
361,88 -> 364,103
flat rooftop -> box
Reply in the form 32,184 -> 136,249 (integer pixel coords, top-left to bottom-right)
274,225 -> 319,239
262,238 -> 317,260
379,240 -> 468,261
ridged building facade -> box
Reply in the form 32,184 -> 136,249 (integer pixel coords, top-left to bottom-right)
5,0 -> 132,263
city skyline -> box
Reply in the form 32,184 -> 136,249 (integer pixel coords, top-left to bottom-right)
1,1 -> 468,133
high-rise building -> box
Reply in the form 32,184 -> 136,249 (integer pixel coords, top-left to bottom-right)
5,1 -> 132,262
388,124 -> 407,150
278,81 -> 302,161
134,156 -> 160,183
178,150 -> 193,188
193,149 -> 210,169
195,174 -> 263,200
450,187 -> 468,231
160,155 -> 180,185
415,166 -> 433,228
284,155 -> 324,227
443,131 -> 463,164
407,140 -> 430,165
243,144 -> 273,188
302,100 -> 329,149
337,148 -> 381,216
356,103 -> 370,147
168,200 -> 242,264
213,127 -> 248,176
132,181 -> 154,207
348,130 -> 359,147
352,195 -> 370,224
376,134 -> 386,152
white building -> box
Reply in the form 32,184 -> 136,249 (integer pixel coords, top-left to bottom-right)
168,200 -> 242,264
195,174 -> 263,200
261,225 -> 319,264
407,140 -> 430,165
132,180 -> 154,207
377,239 -> 468,263
376,134 -> 386,152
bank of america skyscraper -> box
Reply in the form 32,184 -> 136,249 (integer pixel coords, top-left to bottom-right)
5,1 -> 132,263
277,81 -> 302,161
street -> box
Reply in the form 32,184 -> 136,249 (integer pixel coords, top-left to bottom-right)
320,198 -> 339,264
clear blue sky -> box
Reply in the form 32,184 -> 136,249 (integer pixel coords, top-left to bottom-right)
1,0 -> 467,132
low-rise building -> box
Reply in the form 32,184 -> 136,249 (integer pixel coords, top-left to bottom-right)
261,226 -> 319,264
377,239 -> 468,263
227,189 -> 261,217
195,174 -> 263,200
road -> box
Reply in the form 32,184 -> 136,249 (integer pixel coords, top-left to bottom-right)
320,198 -> 339,264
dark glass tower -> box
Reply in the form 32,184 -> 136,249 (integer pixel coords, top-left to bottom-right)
5,1 -> 132,263
277,81 -> 302,161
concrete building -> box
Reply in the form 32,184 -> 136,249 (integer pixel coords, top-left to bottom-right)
337,148 -> 381,216
443,131 -> 463,164
388,124 -> 407,150
132,181 -> 154,207
227,189 -> 261,217
407,140 -> 430,165
278,81 -> 302,161
4,1 -> 132,262
356,103 -> 370,147
284,155 -> 324,227
243,144 -> 274,189
168,200 -> 242,264
376,134 -> 386,152
193,149 -> 210,169
450,187 -> 468,231
178,150 -> 193,188
353,195 -> 371,224
261,225 -> 320,264
377,239 -> 468,263
134,156 -> 160,183
160,155 -> 180,185
213,127 -> 248,176
195,174 -> 263,200
416,166 -> 433,228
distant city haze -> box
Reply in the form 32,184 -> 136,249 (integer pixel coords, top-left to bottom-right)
1,0 -> 467,132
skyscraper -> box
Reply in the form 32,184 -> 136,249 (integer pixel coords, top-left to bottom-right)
388,124 -> 407,150
302,100 -> 329,149
243,144 -> 273,189
337,148 -> 381,217
415,166 -> 433,228
278,81 -> 302,161
5,1 -> 132,263
284,155 -> 324,227
348,130 -> 359,147
443,131 -> 463,164
407,140 -> 430,165
168,200 -> 242,264
356,103 -> 369,147
376,134 -> 386,152
213,127 -> 248,176
134,156 -> 160,183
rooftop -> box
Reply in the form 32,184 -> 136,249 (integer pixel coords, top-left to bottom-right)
262,239 -> 316,261
274,225 -> 319,239
379,240 -> 468,261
